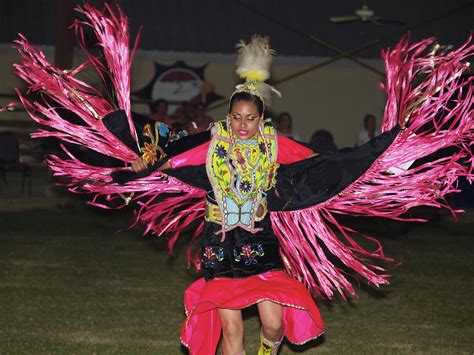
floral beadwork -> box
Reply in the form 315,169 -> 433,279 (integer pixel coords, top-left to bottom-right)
240,180 -> 252,193
233,243 -> 265,266
206,120 -> 278,233
202,246 -> 225,269
234,147 -> 247,170
215,144 -> 227,158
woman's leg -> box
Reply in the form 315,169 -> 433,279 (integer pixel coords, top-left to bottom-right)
257,301 -> 283,355
257,301 -> 283,341
218,308 -> 245,355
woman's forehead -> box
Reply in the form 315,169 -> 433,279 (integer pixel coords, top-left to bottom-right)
231,100 -> 259,114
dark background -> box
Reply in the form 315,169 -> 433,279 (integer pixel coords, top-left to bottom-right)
1,0 -> 473,57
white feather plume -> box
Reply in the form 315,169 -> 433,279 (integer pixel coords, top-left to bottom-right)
235,35 -> 275,82
256,82 -> 281,106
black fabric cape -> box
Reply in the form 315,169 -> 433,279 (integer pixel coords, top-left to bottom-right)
165,126 -> 400,211
102,109 -> 400,212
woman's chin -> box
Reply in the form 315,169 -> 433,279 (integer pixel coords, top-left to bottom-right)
236,132 -> 257,140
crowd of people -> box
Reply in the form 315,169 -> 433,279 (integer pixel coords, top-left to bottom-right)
149,99 -> 214,134
274,111 -> 380,150
152,98 -> 379,151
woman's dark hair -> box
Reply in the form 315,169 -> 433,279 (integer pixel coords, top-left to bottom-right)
229,91 -> 264,116
277,112 -> 292,130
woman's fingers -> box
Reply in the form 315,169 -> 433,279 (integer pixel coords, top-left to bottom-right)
131,160 -> 139,172
158,160 -> 171,171
131,157 -> 147,172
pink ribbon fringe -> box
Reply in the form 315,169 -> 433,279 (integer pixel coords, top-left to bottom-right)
270,35 -> 473,299
13,4 -> 206,267
12,3 -> 473,299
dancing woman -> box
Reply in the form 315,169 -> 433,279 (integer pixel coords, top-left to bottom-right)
10,4 -> 473,354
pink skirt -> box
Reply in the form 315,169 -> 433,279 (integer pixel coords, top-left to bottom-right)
180,270 -> 325,354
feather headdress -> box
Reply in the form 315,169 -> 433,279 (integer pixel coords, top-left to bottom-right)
232,35 -> 281,106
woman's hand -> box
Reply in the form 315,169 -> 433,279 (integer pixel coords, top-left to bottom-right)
131,157 -> 171,173
131,157 -> 148,172
158,160 -> 171,171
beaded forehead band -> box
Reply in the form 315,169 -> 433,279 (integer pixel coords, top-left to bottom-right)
234,80 -> 262,100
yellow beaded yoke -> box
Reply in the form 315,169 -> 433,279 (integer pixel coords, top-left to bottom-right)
205,120 -> 278,233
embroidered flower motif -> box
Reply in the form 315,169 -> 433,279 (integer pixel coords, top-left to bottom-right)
215,144 -> 227,158
259,142 -> 266,154
235,149 -> 246,168
240,180 -> 252,193
233,243 -> 265,266
169,130 -> 188,143
141,123 -> 167,162
141,142 -> 158,164
143,124 -> 152,137
242,244 -> 253,256
157,122 -> 170,137
204,246 -> 214,259
202,246 -> 224,269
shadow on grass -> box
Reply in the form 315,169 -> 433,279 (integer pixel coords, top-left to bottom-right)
286,334 -> 326,353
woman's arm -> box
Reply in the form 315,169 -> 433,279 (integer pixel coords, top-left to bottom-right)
168,141 -> 210,168
131,141 -> 210,172
131,157 -> 171,172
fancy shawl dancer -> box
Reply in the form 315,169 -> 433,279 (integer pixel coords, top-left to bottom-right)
9,4 -> 473,355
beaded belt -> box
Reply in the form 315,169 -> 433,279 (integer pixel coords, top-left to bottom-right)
204,199 -> 268,224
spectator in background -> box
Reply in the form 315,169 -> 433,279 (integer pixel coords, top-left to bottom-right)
172,102 -> 195,130
309,129 -> 338,152
275,112 -> 301,141
150,99 -> 173,125
187,102 -> 213,134
181,102 -> 195,123
356,113 -> 380,146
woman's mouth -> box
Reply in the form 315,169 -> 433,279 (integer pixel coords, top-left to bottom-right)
238,130 -> 249,137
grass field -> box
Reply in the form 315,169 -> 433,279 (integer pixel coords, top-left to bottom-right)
1,206 -> 472,354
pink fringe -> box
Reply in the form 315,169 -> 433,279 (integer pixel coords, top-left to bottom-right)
45,145 -> 206,265
13,4 -> 473,294
14,35 -> 137,163
74,3 -> 140,141
271,35 -> 473,299
13,4 -> 205,267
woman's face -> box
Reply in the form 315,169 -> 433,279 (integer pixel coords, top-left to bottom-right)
229,100 -> 262,140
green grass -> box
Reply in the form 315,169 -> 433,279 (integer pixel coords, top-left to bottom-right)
0,206 -> 472,354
